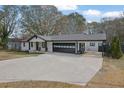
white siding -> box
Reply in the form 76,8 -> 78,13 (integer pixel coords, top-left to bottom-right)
29,36 -> 46,52
39,42 -> 45,52
47,42 -> 53,52
78,41 -> 103,52
21,42 -> 29,51
29,42 -> 36,52
75,42 -> 78,53
20,35 -> 104,53
29,42 -> 46,52
7,42 -> 21,50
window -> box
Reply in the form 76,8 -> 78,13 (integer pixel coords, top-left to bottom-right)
23,42 -> 25,47
31,42 -> 33,47
90,42 -> 95,46
98,43 -> 102,46
42,42 -> 45,48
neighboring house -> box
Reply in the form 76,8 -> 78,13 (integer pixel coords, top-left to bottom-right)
7,38 -> 22,50
20,33 -> 106,54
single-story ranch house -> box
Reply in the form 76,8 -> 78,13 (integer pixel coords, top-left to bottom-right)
7,33 -> 106,54
8,38 -> 22,50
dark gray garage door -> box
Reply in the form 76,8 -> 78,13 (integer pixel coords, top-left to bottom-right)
53,43 -> 75,53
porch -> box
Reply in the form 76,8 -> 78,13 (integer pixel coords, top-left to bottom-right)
29,42 -> 46,53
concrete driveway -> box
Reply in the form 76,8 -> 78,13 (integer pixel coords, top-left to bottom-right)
0,52 -> 103,85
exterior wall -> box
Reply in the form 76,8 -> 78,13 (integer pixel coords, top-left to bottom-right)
29,42 -> 36,52
7,42 -> 21,50
26,40 -> 103,53
29,42 -> 45,52
21,42 -> 29,51
47,42 -> 53,52
75,42 -> 78,53
29,36 -> 46,52
39,42 -> 45,51
78,41 -> 103,52
52,40 -> 103,53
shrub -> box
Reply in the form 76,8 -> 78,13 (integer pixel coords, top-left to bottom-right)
111,36 -> 123,59
106,45 -> 111,57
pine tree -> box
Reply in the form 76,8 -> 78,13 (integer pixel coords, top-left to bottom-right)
111,36 -> 123,59
116,37 -> 123,59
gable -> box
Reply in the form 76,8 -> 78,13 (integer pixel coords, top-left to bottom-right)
28,35 -> 45,42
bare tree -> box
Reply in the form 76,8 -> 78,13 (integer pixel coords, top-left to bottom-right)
101,17 -> 124,42
0,6 -> 19,48
20,5 -> 62,36
54,12 -> 86,35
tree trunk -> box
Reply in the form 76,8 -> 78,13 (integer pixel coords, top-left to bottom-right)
1,36 -> 8,49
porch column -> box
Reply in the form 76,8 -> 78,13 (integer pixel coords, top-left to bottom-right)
29,42 -> 30,50
75,41 -> 78,54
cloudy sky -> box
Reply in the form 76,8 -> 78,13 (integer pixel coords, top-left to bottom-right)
55,5 -> 124,22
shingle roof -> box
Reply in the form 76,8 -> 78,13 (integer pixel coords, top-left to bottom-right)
37,33 -> 106,41
8,38 -> 23,42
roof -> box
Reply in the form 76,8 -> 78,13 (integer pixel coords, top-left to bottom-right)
9,34 -> 106,42
8,38 -> 23,42
37,33 -> 106,41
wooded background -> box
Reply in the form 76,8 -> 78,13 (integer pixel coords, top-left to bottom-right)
0,5 -> 124,48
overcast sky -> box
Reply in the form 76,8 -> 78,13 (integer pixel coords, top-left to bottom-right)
55,5 -> 124,22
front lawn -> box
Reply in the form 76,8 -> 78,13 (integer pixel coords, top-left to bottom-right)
86,55 -> 124,88
1,49 -> 124,88
0,49 -> 39,61
0,81 -> 83,88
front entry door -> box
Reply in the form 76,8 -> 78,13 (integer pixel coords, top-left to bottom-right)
36,42 -> 39,51
79,43 -> 85,53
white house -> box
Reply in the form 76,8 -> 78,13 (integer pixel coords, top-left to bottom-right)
7,38 -> 22,50
20,33 -> 106,54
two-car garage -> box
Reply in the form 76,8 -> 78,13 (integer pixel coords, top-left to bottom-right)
52,41 -> 104,53
21,34 -> 106,54
53,43 -> 76,53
